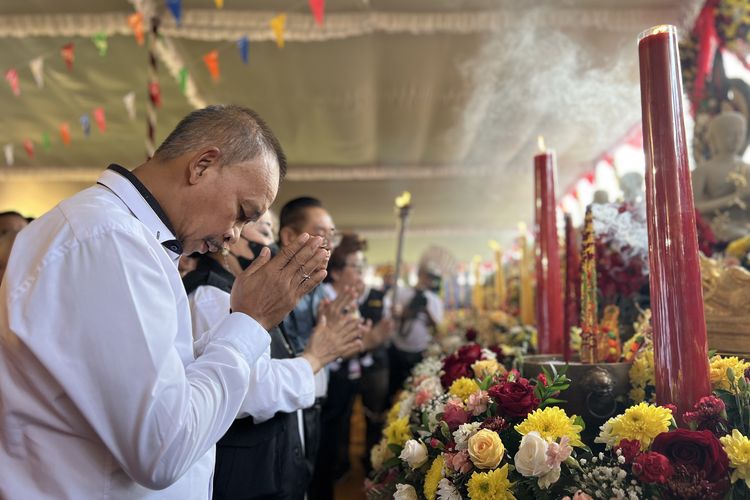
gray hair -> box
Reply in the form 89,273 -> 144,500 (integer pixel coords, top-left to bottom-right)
154,104 -> 287,178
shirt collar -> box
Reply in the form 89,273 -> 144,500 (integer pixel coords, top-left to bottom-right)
97,164 -> 184,260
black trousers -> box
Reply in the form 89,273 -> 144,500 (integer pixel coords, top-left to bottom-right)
388,346 -> 424,400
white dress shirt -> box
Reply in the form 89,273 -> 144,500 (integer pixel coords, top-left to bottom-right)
389,287 -> 444,353
188,285 -> 315,422
0,168 -> 270,499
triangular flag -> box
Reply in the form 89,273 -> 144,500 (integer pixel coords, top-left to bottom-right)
29,57 -> 44,88
80,113 -> 91,137
128,12 -> 145,45
4,144 -> 14,166
92,32 -> 108,56
5,69 -> 19,96
178,67 -> 188,94
123,91 -> 136,120
203,50 -> 220,81
41,132 -> 51,150
148,81 -> 161,107
93,107 -> 106,132
237,36 -> 249,64
167,0 -> 182,25
23,139 -> 34,159
214,0 -> 224,8
270,14 -> 286,49
61,43 -> 75,71
309,0 -> 325,25
60,122 -> 71,146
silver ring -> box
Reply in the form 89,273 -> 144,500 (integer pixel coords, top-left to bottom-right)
301,274 -> 311,284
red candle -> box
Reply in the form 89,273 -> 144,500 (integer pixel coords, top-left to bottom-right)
563,213 -> 579,362
638,25 -> 710,417
534,145 -> 564,354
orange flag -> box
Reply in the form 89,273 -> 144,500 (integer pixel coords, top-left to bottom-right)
270,14 -> 287,48
203,50 -> 220,82
128,12 -> 145,45
59,123 -> 71,146
214,0 -> 224,8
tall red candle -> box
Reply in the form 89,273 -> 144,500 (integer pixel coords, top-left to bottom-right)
563,213 -> 579,362
638,25 -> 710,417
534,147 -> 564,354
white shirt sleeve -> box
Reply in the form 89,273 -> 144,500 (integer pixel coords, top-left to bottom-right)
425,290 -> 445,325
188,285 -> 315,423
7,229 -> 269,490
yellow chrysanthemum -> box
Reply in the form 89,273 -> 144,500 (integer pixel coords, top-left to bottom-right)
710,355 -> 750,393
628,387 -> 646,403
449,377 -> 481,402
721,429 -> 750,487
385,416 -> 411,447
423,455 -> 445,500
467,464 -> 516,500
609,402 -> 672,450
514,407 -> 583,447
629,350 -> 654,388
386,402 -> 401,425
472,359 -> 505,380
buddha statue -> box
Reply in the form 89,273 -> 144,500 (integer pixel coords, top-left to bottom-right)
692,111 -> 750,241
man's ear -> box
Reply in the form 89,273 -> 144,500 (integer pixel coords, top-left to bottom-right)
279,226 -> 297,248
187,146 -> 221,185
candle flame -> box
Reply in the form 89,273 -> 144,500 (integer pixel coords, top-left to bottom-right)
395,191 -> 411,208
488,240 -> 500,251
537,135 -> 546,153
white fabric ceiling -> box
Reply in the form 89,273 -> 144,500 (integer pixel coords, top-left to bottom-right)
0,0 -> 701,263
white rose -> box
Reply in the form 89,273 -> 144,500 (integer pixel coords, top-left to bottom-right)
394,483 -> 418,500
417,376 -> 443,397
537,465 -> 561,489
514,431 -> 554,478
594,418 -> 617,449
399,439 -> 428,469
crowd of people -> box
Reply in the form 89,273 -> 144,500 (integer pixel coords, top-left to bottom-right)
0,105 -> 444,499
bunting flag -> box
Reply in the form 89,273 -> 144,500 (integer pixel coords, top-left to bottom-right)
214,0 -> 224,8
178,67 -> 188,93
29,57 -> 44,88
93,107 -> 106,132
203,50 -> 220,81
41,132 -> 51,150
61,43 -> 75,71
128,12 -> 145,45
270,14 -> 287,49
23,139 -> 34,159
80,113 -> 91,137
4,144 -> 13,166
5,69 -> 19,96
167,0 -> 182,26
123,91 -> 136,120
237,36 -> 249,64
148,81 -> 161,107
309,0 -> 325,25
92,32 -> 108,56
59,122 -> 71,146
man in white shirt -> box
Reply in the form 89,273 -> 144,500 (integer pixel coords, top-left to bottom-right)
0,105 -> 329,499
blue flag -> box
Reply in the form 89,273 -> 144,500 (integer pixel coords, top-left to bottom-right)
167,0 -> 182,26
237,36 -> 249,64
80,113 -> 91,137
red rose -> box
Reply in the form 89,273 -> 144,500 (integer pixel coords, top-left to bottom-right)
443,400 -> 469,430
488,378 -> 539,418
457,344 -> 482,364
615,438 -> 641,464
440,359 -> 472,389
465,328 -> 478,341
632,452 -> 673,484
651,429 -> 729,483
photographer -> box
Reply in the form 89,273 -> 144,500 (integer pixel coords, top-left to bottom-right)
387,265 -> 444,398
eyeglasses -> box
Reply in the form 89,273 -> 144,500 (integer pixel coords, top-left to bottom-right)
312,228 -> 341,248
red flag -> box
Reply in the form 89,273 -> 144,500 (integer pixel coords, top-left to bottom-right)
309,0 -> 325,25
148,82 -> 161,107
23,139 -> 34,158
203,50 -> 220,81
93,107 -> 106,132
60,123 -> 71,146
61,43 -> 75,71
5,68 -> 19,96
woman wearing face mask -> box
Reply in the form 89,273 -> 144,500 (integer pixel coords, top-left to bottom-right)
183,216 -> 365,500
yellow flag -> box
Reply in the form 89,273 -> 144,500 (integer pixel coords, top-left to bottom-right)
270,13 -> 287,48
214,0 -> 224,8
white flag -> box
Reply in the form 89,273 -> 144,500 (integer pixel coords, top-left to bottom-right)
4,144 -> 14,166
123,91 -> 136,121
29,57 -> 44,88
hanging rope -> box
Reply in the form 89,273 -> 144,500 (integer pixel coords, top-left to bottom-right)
146,15 -> 160,158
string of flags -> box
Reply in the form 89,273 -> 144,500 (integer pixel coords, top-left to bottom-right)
2,0 -> 328,166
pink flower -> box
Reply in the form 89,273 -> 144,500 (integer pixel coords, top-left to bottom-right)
561,492 -> 594,500
414,390 -> 432,407
466,390 -> 490,416
443,399 -> 469,430
445,450 -> 472,474
545,436 -> 572,468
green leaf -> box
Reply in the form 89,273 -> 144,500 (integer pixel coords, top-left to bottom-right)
387,444 -> 403,456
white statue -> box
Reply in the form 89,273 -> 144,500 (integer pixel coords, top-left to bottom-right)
692,111 -> 750,241
620,172 -> 644,205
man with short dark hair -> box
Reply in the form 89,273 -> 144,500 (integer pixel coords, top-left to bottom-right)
0,211 -> 28,235
0,105 -> 328,498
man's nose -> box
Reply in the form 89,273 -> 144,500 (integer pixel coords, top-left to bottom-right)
225,225 -> 241,245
